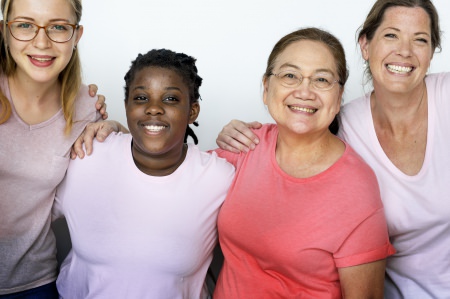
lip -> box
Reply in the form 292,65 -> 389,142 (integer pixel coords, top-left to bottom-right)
288,104 -> 318,114
28,55 -> 55,67
139,120 -> 169,135
385,63 -> 415,75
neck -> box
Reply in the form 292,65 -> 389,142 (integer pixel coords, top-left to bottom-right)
275,129 -> 344,178
371,81 -> 427,132
132,143 -> 188,177
10,71 -> 61,103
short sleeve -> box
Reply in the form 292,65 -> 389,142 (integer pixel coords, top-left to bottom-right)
334,208 -> 395,268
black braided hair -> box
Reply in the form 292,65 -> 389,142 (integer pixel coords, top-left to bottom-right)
124,49 -> 203,144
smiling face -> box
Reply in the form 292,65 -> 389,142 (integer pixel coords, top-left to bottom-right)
6,0 -> 83,84
125,66 -> 199,161
359,6 -> 433,94
263,40 -> 343,137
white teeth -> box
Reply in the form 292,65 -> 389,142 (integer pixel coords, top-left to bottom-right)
387,64 -> 413,73
32,57 -> 52,62
290,106 -> 316,113
144,125 -> 165,132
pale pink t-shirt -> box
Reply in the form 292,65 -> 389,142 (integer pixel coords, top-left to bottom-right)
213,124 -> 394,299
53,133 -> 235,299
339,72 -> 450,299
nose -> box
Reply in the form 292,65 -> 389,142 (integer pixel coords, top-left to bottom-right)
32,27 -> 51,49
397,38 -> 412,57
293,77 -> 315,98
145,101 -> 164,115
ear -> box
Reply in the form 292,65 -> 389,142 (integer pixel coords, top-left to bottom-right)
73,25 -> 84,48
359,35 -> 370,61
188,102 -> 200,124
262,77 -> 270,106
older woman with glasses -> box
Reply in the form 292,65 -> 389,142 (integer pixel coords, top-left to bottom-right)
0,0 -> 121,297
212,27 -> 394,299
217,0 -> 450,298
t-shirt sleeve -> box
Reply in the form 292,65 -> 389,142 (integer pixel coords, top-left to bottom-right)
333,208 -> 395,268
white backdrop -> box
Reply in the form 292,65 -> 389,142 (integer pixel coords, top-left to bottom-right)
79,0 -> 450,151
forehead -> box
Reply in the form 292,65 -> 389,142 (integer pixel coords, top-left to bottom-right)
379,6 -> 431,33
131,67 -> 188,88
274,40 -> 337,73
9,0 -> 75,21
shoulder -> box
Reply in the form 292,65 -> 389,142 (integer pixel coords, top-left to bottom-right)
73,84 -> 100,122
188,144 -> 235,172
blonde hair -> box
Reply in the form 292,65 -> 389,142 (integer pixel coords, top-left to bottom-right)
0,0 -> 83,134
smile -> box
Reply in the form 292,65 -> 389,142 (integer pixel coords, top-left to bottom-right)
289,106 -> 317,113
144,125 -> 166,132
386,64 -> 413,74
30,56 -> 53,62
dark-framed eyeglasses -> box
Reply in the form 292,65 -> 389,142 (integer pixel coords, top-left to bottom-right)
7,21 -> 79,43
269,70 -> 341,91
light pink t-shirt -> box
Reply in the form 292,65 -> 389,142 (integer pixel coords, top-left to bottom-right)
339,72 -> 450,299
53,133 -> 235,299
0,75 -> 99,294
213,124 -> 394,299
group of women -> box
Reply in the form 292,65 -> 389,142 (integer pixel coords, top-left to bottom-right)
0,0 -> 448,298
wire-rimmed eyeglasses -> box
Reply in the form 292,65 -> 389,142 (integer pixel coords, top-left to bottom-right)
7,21 -> 79,43
269,70 -> 341,91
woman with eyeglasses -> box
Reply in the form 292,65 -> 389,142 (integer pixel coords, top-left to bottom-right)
0,0 -> 122,297
217,0 -> 450,298
212,27 -> 395,299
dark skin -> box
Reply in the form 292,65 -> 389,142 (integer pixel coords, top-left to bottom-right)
125,66 -> 199,176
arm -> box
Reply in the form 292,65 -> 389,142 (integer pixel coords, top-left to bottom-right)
216,119 -> 262,153
338,259 -> 386,299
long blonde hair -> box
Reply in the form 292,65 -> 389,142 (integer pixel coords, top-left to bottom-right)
0,0 -> 83,134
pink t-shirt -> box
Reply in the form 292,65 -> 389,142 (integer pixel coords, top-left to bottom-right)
53,133 -> 235,299
0,75 -> 99,294
339,72 -> 450,299
213,124 -> 394,299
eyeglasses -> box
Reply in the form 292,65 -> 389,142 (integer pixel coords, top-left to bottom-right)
269,70 -> 341,91
7,21 -> 79,43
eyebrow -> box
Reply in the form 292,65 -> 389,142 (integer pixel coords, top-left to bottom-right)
10,16 -> 74,23
132,86 -> 183,92
383,26 -> 430,37
278,63 -> 335,75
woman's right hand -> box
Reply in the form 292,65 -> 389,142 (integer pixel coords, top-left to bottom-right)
216,120 -> 262,153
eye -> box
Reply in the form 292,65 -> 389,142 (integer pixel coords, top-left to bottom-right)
281,72 -> 298,80
48,23 -> 70,31
14,22 -> 34,29
314,77 -> 331,84
163,96 -> 179,103
384,33 -> 397,39
415,38 -> 429,44
133,95 -> 148,102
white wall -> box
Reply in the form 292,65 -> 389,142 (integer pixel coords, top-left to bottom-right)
79,0 -> 450,151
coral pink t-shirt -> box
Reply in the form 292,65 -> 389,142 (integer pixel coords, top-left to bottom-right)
214,124 -> 394,299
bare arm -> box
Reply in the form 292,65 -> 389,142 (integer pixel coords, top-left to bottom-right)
216,119 -> 262,153
338,259 -> 386,299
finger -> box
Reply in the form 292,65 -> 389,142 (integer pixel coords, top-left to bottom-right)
216,134 -> 252,152
95,95 -> 106,110
229,120 -> 260,144
95,125 -> 114,142
88,84 -> 99,97
72,134 -> 86,159
102,111 -> 109,120
83,125 -> 97,156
